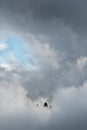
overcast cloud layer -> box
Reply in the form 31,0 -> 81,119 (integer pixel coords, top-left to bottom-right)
0,0 -> 87,130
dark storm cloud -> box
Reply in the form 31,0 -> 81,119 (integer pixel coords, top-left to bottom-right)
0,0 -> 87,60
0,0 -> 87,33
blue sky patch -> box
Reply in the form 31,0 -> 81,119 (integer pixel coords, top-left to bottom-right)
0,36 -> 36,69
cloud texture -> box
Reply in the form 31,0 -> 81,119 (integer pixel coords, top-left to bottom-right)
0,0 -> 87,130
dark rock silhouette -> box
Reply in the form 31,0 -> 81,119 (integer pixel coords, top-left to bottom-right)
44,102 -> 48,107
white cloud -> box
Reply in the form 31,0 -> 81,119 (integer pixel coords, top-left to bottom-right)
0,63 -> 13,71
0,44 -> 7,51
76,56 -> 87,70
27,37 -> 62,71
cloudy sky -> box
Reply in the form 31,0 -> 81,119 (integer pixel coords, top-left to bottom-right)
0,0 -> 87,130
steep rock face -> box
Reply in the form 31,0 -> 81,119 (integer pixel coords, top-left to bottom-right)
44,102 -> 48,107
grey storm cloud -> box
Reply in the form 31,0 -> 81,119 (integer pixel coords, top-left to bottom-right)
0,0 -> 87,59
0,0 -> 87,130
0,0 -> 87,33
0,78 -> 87,130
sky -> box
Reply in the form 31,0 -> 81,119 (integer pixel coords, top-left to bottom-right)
0,0 -> 87,130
